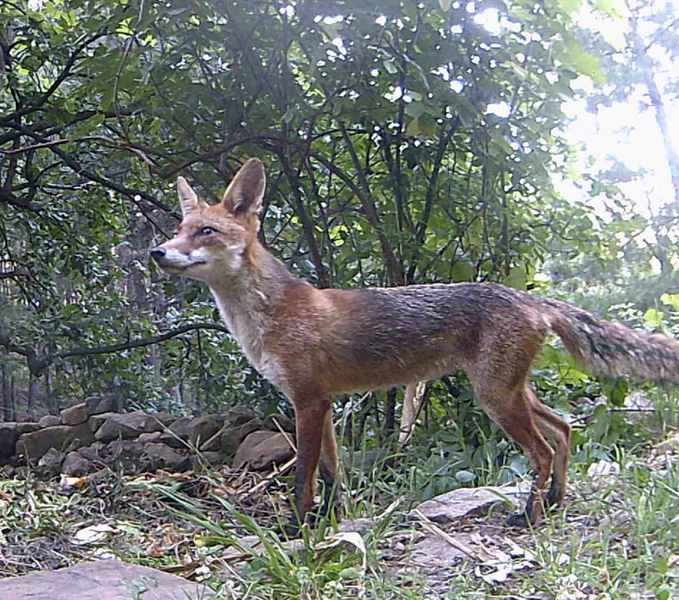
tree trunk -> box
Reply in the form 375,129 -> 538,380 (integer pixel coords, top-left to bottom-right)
629,21 -> 679,204
27,376 -> 40,416
43,368 -> 56,414
643,70 -> 679,204
1,360 -> 9,421
9,374 -> 16,421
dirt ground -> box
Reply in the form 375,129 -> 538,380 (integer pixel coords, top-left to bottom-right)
0,459 -> 647,599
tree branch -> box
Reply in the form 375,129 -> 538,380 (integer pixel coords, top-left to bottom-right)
0,323 -> 231,377
406,122 -> 457,283
0,267 -> 29,279
0,28 -> 108,127
338,122 -> 404,285
4,123 -> 175,214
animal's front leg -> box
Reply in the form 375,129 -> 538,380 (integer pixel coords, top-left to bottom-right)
285,392 -> 332,535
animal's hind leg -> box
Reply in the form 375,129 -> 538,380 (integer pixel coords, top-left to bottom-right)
526,388 -> 571,507
472,378 -> 555,526
318,408 -> 341,517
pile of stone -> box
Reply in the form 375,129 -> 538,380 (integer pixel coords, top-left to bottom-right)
0,396 -> 297,477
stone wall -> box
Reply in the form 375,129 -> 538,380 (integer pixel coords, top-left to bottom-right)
0,396 -> 296,478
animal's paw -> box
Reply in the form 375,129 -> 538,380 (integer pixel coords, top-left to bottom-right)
277,517 -> 304,539
506,512 -> 530,528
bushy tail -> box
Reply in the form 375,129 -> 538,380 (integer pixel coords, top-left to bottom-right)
540,298 -> 679,383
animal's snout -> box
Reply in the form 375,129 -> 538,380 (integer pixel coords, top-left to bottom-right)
150,247 -> 166,262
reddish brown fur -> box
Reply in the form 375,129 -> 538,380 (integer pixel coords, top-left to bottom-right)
151,158 -> 679,531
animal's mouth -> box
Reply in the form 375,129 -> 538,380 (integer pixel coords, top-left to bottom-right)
150,248 -> 207,273
150,245 -> 213,277
160,260 -> 206,273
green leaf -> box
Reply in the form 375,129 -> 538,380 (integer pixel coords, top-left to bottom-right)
643,307 -> 664,329
383,59 -> 398,74
504,266 -> 527,290
404,101 -> 426,118
603,379 -> 629,407
455,470 -> 477,483
405,117 -> 421,136
100,86 -> 115,110
450,261 -> 474,283
563,38 -> 604,84
555,0 -> 583,14
661,294 -> 679,312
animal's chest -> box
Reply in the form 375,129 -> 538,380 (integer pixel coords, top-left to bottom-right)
214,297 -> 290,394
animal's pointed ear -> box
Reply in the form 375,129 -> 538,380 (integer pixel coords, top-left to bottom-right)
177,177 -> 200,217
222,158 -> 266,217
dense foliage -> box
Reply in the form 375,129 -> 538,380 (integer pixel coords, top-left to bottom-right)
1,0 -> 677,456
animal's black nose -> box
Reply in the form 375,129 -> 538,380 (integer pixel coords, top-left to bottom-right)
150,247 -> 166,261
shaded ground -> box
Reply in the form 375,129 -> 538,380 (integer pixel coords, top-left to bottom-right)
0,451 -> 674,599
0,465 -> 274,576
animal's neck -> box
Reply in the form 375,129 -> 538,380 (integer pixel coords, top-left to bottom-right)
207,244 -> 296,362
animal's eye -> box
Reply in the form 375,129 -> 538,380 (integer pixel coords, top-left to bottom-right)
199,226 -> 215,236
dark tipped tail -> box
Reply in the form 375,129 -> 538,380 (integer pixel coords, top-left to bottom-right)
540,298 -> 679,383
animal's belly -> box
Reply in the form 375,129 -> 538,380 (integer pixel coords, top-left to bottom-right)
327,354 -> 463,394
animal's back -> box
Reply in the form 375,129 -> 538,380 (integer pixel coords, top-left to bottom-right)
288,282 -> 551,393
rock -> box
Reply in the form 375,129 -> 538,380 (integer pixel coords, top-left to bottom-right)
145,412 -> 174,433
337,518 -> 375,535
263,413 -> 296,433
90,441 -> 106,455
85,395 -> 117,415
17,423 -> 95,460
94,411 -> 148,442
0,557 -> 214,600
89,412 -> 114,433
39,447 -> 65,472
410,531 -> 469,565
105,440 -> 144,473
16,422 -> 40,435
586,460 -> 621,487
233,431 -> 294,470
138,431 -> 162,444
38,415 -> 62,428
142,443 -> 190,472
62,451 -> 92,476
187,414 -> 225,447
0,423 -> 19,460
220,418 -> 263,456
227,405 -> 256,426
84,468 -> 110,485
77,445 -> 101,462
60,403 -> 90,426
412,484 -> 529,523
65,438 -> 84,453
158,417 -> 191,448
107,439 -> 144,457
199,426 -> 224,452
191,451 -> 223,469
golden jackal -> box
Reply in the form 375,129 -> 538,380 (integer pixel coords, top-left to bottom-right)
151,158 -> 679,530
